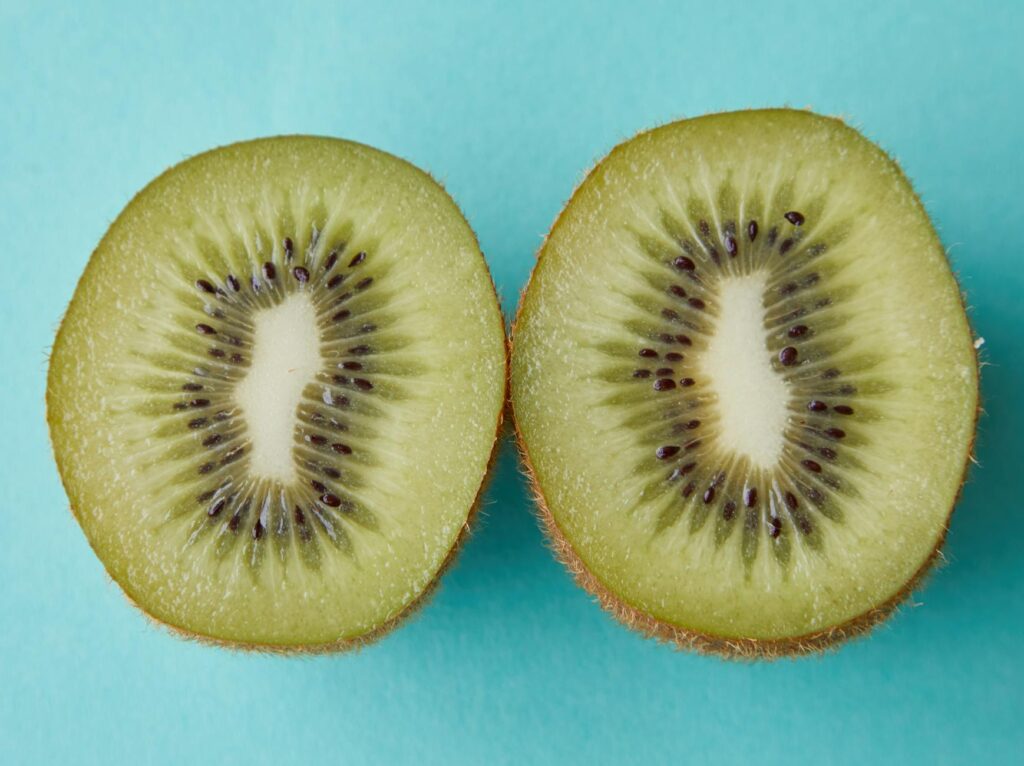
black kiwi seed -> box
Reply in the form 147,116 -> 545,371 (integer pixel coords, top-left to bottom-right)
779,346 -> 798,366
293,266 -> 309,282
784,211 -> 805,226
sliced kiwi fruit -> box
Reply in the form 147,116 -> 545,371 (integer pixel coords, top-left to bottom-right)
511,109 -> 978,657
47,137 -> 506,651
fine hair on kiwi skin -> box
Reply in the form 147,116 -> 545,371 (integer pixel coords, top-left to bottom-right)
510,108 -> 980,660
47,135 -> 509,653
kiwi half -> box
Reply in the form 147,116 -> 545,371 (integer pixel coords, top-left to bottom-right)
511,109 -> 978,657
47,137 -> 506,651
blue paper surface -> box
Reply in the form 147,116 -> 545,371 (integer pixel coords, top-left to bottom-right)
2,1 -> 1021,763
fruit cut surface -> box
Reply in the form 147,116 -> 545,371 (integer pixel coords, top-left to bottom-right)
511,110 -> 977,653
48,137 -> 506,649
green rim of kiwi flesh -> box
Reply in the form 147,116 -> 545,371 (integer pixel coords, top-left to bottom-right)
47,137 -> 506,651
511,109 -> 978,658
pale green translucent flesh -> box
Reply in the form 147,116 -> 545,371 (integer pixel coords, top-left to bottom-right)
48,137 -> 506,646
512,110 -> 977,640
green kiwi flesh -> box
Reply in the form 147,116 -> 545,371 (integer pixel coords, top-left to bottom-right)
511,109 -> 978,656
47,137 -> 506,650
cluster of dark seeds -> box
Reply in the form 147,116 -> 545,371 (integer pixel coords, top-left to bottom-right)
159,227 -> 389,569
622,205 -> 866,567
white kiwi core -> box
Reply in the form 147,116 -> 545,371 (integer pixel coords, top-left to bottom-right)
699,272 -> 790,469
233,292 -> 322,483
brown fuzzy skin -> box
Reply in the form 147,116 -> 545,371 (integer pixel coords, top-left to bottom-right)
48,152 -> 510,655
509,108 -> 981,660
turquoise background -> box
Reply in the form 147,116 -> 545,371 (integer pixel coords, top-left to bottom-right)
2,1 -> 1021,763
